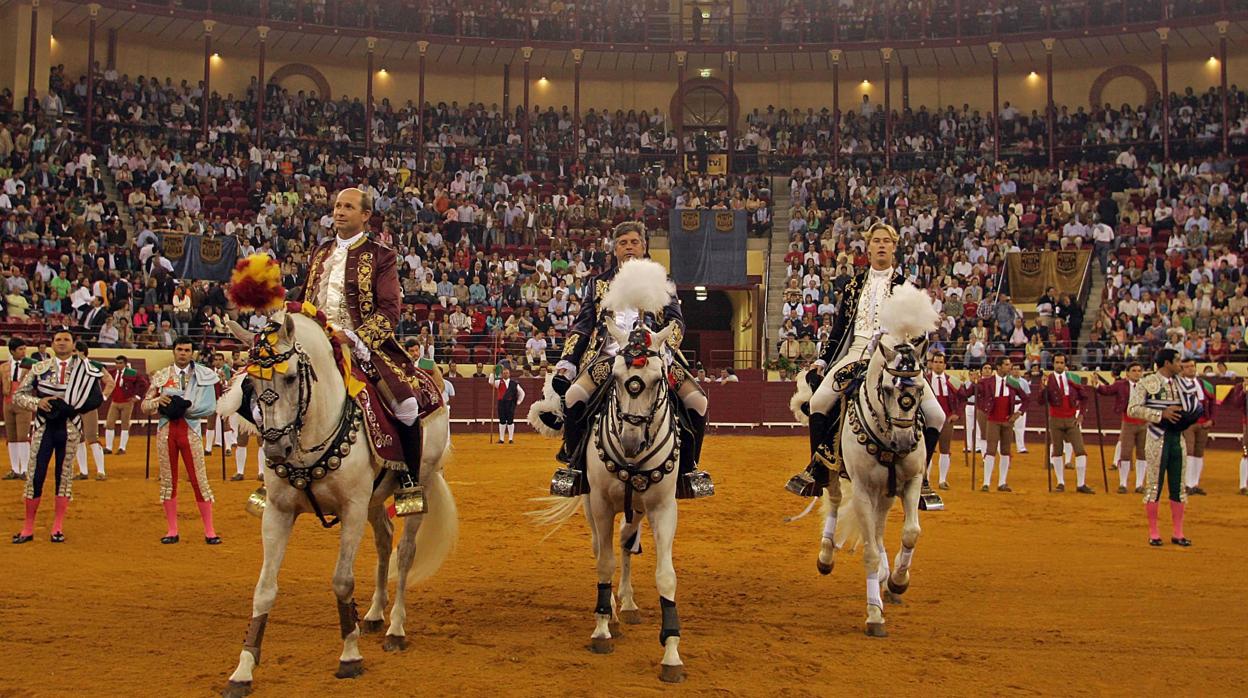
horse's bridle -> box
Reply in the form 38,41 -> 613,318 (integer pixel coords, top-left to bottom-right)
249,339 -> 340,461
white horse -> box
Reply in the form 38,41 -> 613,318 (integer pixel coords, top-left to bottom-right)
220,311 -> 457,696
533,319 -> 688,683
792,284 -> 938,637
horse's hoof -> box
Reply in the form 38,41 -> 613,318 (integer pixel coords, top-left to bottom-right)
588,636 -> 614,654
883,590 -> 905,605
816,558 -> 833,576
359,619 -> 384,635
887,577 -> 909,595
619,609 -> 643,625
222,680 -> 253,698
334,660 -> 364,679
383,634 -> 407,652
865,622 -> 888,638
659,663 -> 686,683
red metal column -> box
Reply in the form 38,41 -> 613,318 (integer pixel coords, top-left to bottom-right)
882,48 -> 892,171
25,0 -> 40,115
366,37 -> 376,153
831,49 -> 841,170
572,48 -> 583,159
87,3 -> 100,141
1218,20 -> 1230,155
676,50 -> 686,171
1159,27 -> 1170,163
256,26 -> 269,144
418,41 -> 428,150
727,50 -> 737,173
522,46 -> 532,166
202,20 -> 215,140
1044,38 -> 1055,168
990,41 -> 1001,163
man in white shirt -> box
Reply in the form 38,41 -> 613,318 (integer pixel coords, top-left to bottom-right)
489,367 -> 526,444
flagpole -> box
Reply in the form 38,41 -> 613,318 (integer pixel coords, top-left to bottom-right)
1043,371 -> 1053,493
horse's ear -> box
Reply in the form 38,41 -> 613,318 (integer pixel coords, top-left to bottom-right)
281,312 -> 294,340
225,319 -> 256,346
605,313 -> 629,348
652,323 -> 674,350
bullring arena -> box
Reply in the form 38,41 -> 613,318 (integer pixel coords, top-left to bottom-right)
3,0 -> 1248,694
2,430 -> 1247,695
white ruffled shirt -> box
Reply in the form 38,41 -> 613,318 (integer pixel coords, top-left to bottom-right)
316,230 -> 366,331
853,266 -> 895,340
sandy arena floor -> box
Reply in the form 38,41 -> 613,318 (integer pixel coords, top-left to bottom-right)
1,434 -> 1246,697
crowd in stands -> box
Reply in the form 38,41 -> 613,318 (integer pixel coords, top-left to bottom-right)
773,151 -> 1248,374
168,1 -> 1223,46
5,53 -> 1248,379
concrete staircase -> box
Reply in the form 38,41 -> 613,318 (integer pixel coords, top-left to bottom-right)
764,180 -> 793,362
1079,261 -> 1106,340
99,167 -> 137,242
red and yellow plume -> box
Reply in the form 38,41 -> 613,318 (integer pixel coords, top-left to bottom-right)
228,254 -> 286,312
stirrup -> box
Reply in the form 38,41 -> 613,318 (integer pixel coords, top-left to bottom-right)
676,470 -> 714,499
918,481 -> 945,511
245,486 -> 267,518
549,466 -> 587,498
393,484 -> 426,516
787,449 -> 833,497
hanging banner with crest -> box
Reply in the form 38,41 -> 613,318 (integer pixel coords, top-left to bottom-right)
157,230 -> 240,281
1006,250 -> 1091,302
667,209 -> 747,286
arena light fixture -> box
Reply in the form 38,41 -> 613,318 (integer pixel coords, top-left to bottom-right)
538,76 -> 548,84
695,285 -> 708,301
861,79 -> 870,86
699,68 -> 712,78
1027,71 -> 1039,79
1208,56 -> 1219,65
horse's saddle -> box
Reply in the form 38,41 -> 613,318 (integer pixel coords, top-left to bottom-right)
349,365 -> 444,470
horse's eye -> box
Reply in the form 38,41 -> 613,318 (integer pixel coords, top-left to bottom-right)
283,374 -> 297,386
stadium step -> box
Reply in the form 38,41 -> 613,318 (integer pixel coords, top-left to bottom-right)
765,177 -> 793,364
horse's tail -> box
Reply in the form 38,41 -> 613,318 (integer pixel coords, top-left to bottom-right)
525,495 -> 589,544
393,435 -> 458,590
826,479 -> 865,553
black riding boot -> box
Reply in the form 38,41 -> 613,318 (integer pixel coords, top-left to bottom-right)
550,402 -> 589,497
922,426 -> 941,475
786,410 -> 837,497
393,421 -> 425,516
676,411 -> 714,499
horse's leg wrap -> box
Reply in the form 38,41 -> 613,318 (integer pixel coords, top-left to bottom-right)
242,613 -> 269,665
594,582 -> 613,616
658,596 -> 680,646
337,599 -> 359,640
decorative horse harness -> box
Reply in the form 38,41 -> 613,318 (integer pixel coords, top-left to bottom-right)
839,342 -> 926,498
593,328 -> 681,522
248,330 -> 372,528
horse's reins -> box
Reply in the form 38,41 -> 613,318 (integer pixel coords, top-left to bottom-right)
851,344 -> 925,498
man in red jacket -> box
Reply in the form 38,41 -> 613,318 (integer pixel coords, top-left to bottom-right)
104,356 -> 149,455
975,356 -> 1025,492
1179,358 -> 1213,496
1042,353 -> 1094,493
1220,378 -> 1248,495
924,352 -> 961,490
1094,363 -> 1146,494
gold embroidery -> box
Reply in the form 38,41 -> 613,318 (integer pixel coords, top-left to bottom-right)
665,321 -> 684,351
595,279 -> 609,301
306,247 -> 328,301
358,251 -> 375,317
561,333 -> 582,358
356,315 -> 393,350
590,359 -> 612,385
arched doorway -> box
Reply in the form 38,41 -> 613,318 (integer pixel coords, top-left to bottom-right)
669,78 -> 739,173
